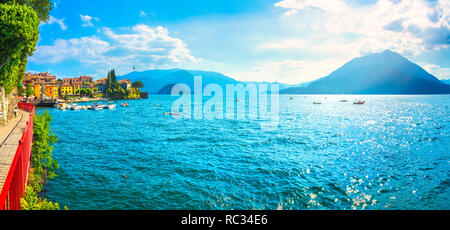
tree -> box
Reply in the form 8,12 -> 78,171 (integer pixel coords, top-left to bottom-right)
26,83 -> 34,98
0,4 -> 40,94
0,0 -> 53,22
132,81 -> 144,89
111,69 -> 117,83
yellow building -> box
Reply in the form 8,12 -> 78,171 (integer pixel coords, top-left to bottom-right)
45,85 -> 59,98
72,83 -> 82,94
34,84 -> 41,99
60,84 -> 73,96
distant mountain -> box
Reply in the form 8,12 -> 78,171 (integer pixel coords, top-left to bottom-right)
280,50 -> 450,94
119,69 -> 239,94
120,68 -> 295,94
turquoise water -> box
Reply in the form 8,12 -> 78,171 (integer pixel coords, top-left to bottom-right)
39,95 -> 449,210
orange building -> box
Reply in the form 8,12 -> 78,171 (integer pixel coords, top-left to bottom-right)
45,85 -> 59,98
34,84 -> 41,99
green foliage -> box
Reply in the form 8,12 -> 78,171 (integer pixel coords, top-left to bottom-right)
0,4 -> 40,94
32,110 -> 58,179
25,83 -> 34,97
0,0 -> 53,22
20,170 -> 61,210
76,88 -> 93,96
108,87 -> 126,100
132,81 -> 144,88
21,111 -> 65,210
17,83 -> 25,96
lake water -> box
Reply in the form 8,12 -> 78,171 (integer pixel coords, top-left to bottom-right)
39,95 -> 449,210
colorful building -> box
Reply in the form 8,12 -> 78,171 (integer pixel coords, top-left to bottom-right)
72,83 -> 82,94
60,84 -> 73,96
118,79 -> 131,91
24,72 -> 57,85
80,76 -> 93,83
45,85 -> 59,98
34,84 -> 41,99
95,77 -> 107,92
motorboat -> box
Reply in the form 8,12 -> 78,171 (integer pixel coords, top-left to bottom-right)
354,100 -> 365,105
121,102 -> 130,107
313,102 -> 322,105
107,104 -> 116,109
339,99 -> 348,102
70,105 -> 81,111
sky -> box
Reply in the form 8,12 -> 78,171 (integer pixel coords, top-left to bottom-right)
27,0 -> 450,83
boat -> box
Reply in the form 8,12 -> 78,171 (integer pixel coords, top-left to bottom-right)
89,103 -> 106,110
313,102 -> 322,105
289,97 -> 294,100
354,100 -> 365,105
93,105 -> 105,110
164,112 -> 180,116
107,104 -> 116,109
56,103 -> 67,110
70,105 -> 81,111
339,99 -> 348,102
121,102 -> 130,107
66,104 -> 74,110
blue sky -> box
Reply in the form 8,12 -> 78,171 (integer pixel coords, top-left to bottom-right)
27,0 -> 450,83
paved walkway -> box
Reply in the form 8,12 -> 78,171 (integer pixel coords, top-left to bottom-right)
0,110 -> 30,190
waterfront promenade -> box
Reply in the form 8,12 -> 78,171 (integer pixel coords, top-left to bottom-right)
0,110 -> 30,194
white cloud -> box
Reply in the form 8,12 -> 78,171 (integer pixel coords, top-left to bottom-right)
31,24 -> 197,75
274,0 -> 450,57
44,16 -> 67,30
80,14 -> 100,27
421,63 -> 450,79
31,36 -> 110,63
237,0 -> 450,83
104,25 -> 197,63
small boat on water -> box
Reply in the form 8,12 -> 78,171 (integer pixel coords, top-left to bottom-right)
121,102 -> 130,107
70,105 -> 81,111
66,104 -> 77,110
89,103 -> 107,110
313,102 -> 322,105
56,103 -> 67,110
339,99 -> 348,102
354,100 -> 365,105
107,104 -> 116,109
164,112 -> 180,116
289,97 -> 294,100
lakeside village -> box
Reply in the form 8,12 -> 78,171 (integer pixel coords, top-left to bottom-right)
19,70 -> 148,110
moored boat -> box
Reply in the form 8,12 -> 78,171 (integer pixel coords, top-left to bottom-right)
354,100 -> 365,105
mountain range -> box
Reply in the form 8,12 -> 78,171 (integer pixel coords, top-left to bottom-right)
119,50 -> 449,95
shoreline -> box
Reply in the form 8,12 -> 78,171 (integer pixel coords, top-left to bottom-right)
56,96 -> 146,104
56,97 -> 108,104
